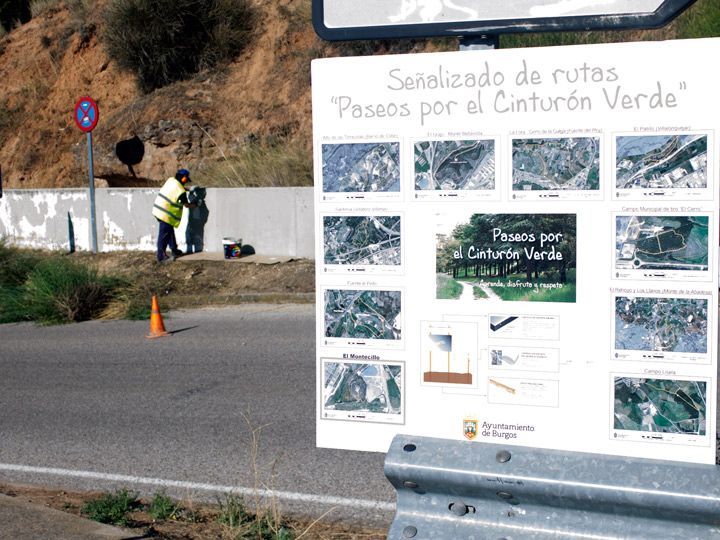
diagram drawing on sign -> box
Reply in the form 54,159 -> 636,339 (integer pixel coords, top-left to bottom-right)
490,346 -> 560,373
421,321 -> 478,386
488,376 -> 560,408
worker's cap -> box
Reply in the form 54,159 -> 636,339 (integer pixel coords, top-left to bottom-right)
176,168 -> 191,182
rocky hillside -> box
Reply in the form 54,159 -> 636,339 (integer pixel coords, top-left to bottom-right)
0,0 -> 715,190
0,0 -> 447,189
0,0 -> 308,188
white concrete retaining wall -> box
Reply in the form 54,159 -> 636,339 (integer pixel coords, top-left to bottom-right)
0,187 -> 315,258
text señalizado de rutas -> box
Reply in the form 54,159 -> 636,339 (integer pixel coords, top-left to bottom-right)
330,60 -> 687,126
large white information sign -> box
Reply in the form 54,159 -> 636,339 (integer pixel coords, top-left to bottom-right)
312,38 -> 719,464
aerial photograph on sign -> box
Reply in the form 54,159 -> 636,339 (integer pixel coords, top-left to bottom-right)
436,213 -> 576,302
614,377 -> 707,436
414,140 -> 495,191
324,289 -> 402,340
615,215 -> 709,271
616,135 -> 708,189
512,137 -> 600,191
322,361 -> 403,422
323,215 -> 401,266
615,296 -> 708,353
322,142 -> 400,193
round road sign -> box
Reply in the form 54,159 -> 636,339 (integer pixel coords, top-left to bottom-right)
74,96 -> 99,133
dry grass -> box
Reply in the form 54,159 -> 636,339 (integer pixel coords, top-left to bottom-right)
199,142 -> 312,188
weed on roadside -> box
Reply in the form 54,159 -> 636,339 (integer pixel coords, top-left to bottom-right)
0,240 -> 127,324
217,492 -> 294,539
1,482 -> 388,539
0,242 -> 163,323
148,490 -> 180,521
82,488 -> 140,526
217,493 -> 251,527
0,239 -> 41,323
99,277 -> 165,320
0,238 -> 41,287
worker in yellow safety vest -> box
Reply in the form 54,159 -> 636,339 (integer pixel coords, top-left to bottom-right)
152,168 -> 194,262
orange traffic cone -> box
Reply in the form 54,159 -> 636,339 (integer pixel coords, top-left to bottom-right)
146,295 -> 170,339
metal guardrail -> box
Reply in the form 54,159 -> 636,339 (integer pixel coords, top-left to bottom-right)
384,435 -> 720,539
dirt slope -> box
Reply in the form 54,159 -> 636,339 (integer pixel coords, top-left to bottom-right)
0,0 -> 322,189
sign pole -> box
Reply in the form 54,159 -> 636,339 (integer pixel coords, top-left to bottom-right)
459,35 -> 498,51
73,96 -> 100,254
87,131 -> 97,254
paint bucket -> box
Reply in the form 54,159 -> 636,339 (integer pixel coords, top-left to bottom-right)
222,237 -> 242,259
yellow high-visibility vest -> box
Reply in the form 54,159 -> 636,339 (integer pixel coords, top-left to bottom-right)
152,177 -> 186,227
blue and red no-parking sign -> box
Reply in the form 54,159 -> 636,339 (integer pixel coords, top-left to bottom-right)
74,96 -> 100,253
73,96 -> 99,133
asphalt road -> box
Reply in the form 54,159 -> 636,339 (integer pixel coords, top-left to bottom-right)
0,304 -> 394,526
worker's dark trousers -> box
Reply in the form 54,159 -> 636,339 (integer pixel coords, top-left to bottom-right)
156,219 -> 178,261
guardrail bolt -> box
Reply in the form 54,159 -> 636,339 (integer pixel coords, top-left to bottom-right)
449,502 -> 469,516
496,450 -> 512,463
402,525 -> 418,538
497,491 -> 513,500
403,481 -> 419,489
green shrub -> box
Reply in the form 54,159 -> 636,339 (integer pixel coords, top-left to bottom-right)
217,493 -> 249,527
0,238 -> 41,288
22,256 -> 118,324
0,240 -> 40,323
216,493 -> 294,539
102,0 -> 254,92
148,490 -> 178,521
0,284 -> 29,323
82,489 -> 139,526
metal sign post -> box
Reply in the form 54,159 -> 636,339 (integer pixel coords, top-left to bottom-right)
73,96 -> 99,254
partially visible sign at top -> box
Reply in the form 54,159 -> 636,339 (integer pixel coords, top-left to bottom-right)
313,0 -> 696,40
74,96 -> 99,133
